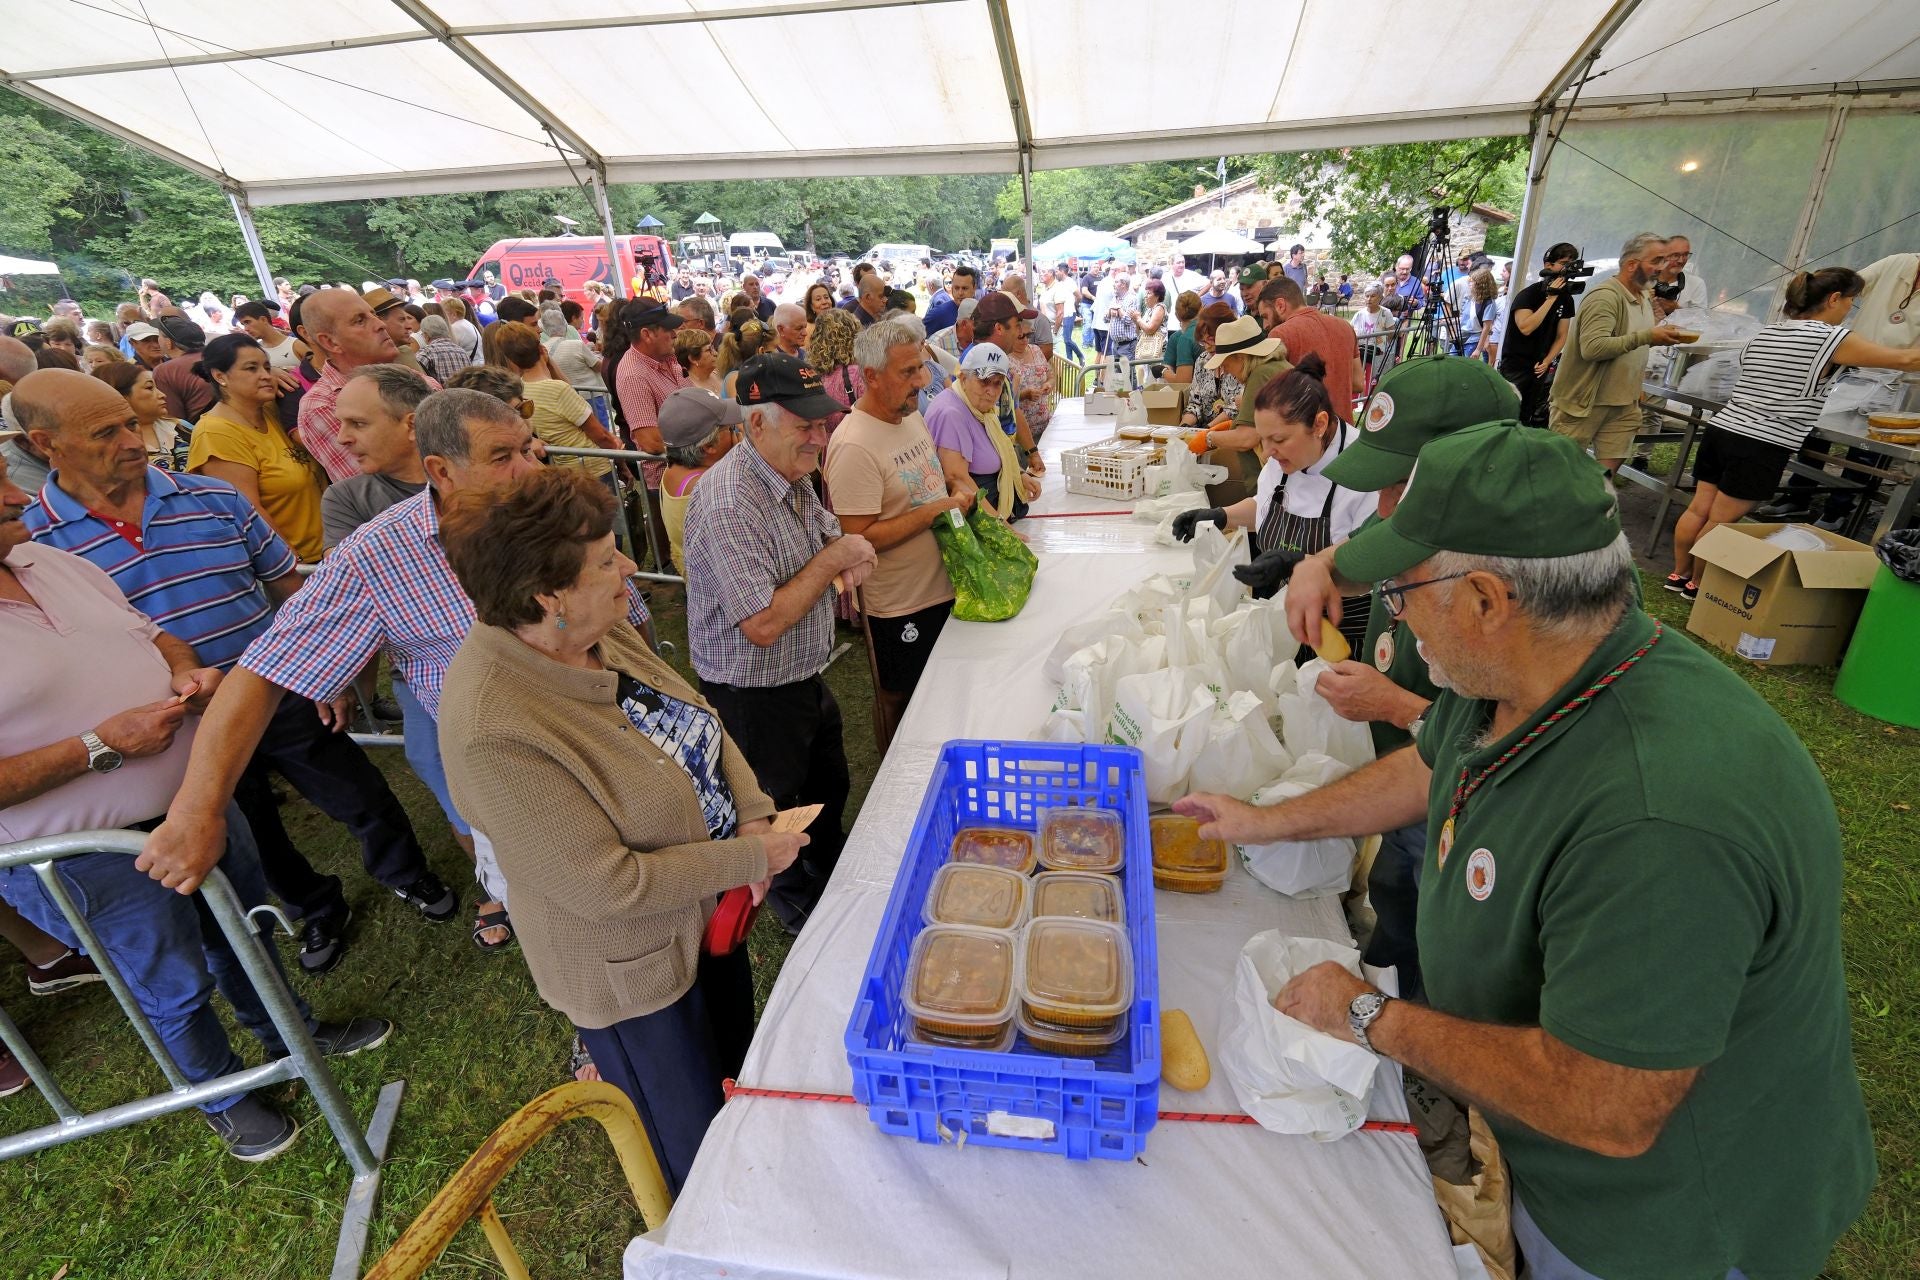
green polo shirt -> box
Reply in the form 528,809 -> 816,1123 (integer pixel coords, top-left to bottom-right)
1232,351 -> 1292,429
1413,608 -> 1873,1278
1353,518 -> 1439,756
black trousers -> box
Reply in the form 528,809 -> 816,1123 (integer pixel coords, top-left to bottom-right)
1777,439 -> 1857,518
1501,364 -> 1554,428
233,692 -> 429,920
576,946 -> 754,1197
700,675 -> 850,932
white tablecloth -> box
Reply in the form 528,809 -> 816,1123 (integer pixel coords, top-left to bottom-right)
625,401 -> 1466,1280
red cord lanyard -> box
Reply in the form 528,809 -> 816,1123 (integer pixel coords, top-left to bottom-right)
1437,623 -> 1663,869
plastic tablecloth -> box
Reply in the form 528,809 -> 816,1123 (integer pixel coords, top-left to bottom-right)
625,401 -> 1470,1280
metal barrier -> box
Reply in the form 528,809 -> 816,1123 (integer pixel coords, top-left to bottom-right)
541,444 -> 684,587
0,829 -> 404,1280
363,1080 -> 670,1279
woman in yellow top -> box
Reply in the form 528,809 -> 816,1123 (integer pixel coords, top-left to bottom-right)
186,333 -> 326,562
492,321 -> 624,493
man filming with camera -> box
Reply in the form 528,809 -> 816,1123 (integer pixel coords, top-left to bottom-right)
1499,242 -> 1584,427
1549,232 -> 1690,475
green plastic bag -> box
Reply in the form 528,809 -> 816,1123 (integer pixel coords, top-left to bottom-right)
932,506 -> 1038,622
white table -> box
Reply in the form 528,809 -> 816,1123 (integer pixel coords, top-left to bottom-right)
624,401 -> 1467,1280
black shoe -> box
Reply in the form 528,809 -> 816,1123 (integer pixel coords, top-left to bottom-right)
1662,573 -> 1690,594
1754,500 -> 1811,520
269,1015 -> 395,1062
370,696 -> 404,723
392,872 -> 457,922
298,907 -> 351,975
1681,579 -> 1699,601
206,1094 -> 300,1162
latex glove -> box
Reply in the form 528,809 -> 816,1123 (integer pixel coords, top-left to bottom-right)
1232,546 -> 1305,598
1170,507 -> 1227,543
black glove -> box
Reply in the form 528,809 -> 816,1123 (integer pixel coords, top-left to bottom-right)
1171,507 -> 1227,543
1233,546 -> 1306,599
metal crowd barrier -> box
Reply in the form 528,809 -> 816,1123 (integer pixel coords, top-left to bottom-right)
541,444 -> 684,587
0,829 -> 404,1280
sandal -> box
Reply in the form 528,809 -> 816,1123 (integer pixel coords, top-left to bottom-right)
471,905 -> 515,951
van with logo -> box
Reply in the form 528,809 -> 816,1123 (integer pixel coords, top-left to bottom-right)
470,234 -> 675,308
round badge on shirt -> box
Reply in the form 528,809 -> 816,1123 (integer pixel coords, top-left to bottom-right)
1373,629 -> 1395,672
1466,848 -> 1496,901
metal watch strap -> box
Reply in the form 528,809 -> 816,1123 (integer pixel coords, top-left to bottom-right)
1348,991 -> 1390,1052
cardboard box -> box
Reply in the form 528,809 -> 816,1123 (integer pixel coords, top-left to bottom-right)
1140,383 -> 1188,425
1085,392 -> 1122,416
1685,523 -> 1879,665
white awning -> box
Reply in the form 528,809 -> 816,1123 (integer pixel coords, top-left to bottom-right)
5,0 -> 1915,206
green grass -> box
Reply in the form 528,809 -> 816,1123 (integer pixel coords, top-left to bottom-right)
2,578 -> 1914,1278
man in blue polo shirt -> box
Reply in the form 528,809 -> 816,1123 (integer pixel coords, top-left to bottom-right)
19,369 -> 452,974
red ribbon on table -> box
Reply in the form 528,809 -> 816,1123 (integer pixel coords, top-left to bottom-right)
720,1080 -> 1419,1136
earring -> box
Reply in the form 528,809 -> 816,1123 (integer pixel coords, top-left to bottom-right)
554,611 -> 568,631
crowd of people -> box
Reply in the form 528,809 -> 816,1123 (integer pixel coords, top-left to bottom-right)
0,220 -> 1909,1273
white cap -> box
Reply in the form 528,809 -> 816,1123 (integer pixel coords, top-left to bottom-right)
958,344 -> 1010,380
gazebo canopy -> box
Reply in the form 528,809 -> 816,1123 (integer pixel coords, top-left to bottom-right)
3,0 -> 1915,207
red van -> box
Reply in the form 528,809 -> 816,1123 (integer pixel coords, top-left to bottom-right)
470,234 -> 674,306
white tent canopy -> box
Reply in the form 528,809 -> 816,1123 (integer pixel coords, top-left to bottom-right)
1175,228 -> 1267,256
5,0 -> 1917,208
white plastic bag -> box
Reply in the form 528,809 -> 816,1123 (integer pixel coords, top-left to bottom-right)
1188,690 -> 1293,799
1186,523 -> 1250,616
1049,634 -> 1167,743
1214,602 -> 1284,710
1277,659 -> 1376,771
1107,666 -> 1214,805
1217,932 -> 1381,1141
1043,610 -> 1143,684
1240,752 -> 1360,898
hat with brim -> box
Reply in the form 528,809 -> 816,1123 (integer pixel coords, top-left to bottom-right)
733,352 -> 844,420
123,322 -> 162,342
1321,356 -> 1522,492
1332,420 -> 1619,584
362,286 -> 406,314
1204,315 -> 1281,370
658,386 -> 745,449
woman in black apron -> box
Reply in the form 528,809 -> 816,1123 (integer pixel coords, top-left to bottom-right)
1171,353 -> 1375,653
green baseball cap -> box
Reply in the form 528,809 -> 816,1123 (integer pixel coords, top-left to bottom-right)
1238,263 -> 1269,289
1332,421 -> 1620,583
1322,356 -> 1522,492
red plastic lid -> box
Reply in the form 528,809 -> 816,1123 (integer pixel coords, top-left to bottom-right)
704,885 -> 761,956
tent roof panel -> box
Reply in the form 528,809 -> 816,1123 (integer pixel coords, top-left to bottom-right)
1585,0 -> 1920,101
1,1 -> 418,76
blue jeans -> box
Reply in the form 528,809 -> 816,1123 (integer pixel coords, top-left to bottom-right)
1363,821 -> 1425,1002
0,805 -> 315,1113
583,392 -> 610,428
1060,316 -> 1085,363
1513,1192 -> 1749,1280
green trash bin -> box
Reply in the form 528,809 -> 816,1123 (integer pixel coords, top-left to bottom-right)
1834,564 -> 1920,727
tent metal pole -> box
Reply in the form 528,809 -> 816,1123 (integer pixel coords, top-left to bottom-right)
1773,102 -> 1850,317
592,169 -> 631,300
1509,114 -> 1555,287
1021,150 -> 1035,279
228,191 -> 278,303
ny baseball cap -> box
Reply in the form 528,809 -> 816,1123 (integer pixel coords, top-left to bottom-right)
1322,356 -> 1522,492
123,322 -> 162,342
732,352 -> 843,420
657,387 -> 744,449
971,291 -> 1036,330
1332,421 -> 1620,584
958,344 -> 1011,380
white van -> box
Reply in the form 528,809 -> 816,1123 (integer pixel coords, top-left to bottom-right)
865,243 -> 934,272
728,231 -> 786,261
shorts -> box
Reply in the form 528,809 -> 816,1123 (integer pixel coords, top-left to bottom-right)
1693,427 -> 1791,502
1549,400 -> 1641,460
868,600 -> 952,696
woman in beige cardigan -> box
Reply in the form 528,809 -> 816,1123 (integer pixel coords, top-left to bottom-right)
437,467 -> 805,1194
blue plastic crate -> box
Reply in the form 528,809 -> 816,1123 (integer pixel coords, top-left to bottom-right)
844,740 -> 1160,1161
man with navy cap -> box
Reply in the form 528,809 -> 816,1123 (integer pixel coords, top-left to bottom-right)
683,355 -> 876,932
1180,424 -> 1872,1279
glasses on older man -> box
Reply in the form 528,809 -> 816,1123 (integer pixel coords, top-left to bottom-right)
1378,572 -> 1514,617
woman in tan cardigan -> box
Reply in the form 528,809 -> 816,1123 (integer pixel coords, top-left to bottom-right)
437,468 -> 805,1194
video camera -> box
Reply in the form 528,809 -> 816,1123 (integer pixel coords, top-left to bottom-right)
1540,259 -> 1595,297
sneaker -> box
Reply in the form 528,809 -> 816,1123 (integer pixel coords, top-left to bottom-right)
392,872 -> 457,922
1814,513 -> 1848,533
205,1094 -> 300,1162
297,908 -> 351,975
370,696 -> 405,723
1662,573 -> 1691,594
1681,580 -> 1699,601
26,948 -> 103,995
0,1047 -> 30,1098
1754,499 -> 1811,520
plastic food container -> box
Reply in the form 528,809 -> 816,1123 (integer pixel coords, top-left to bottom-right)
1039,807 -> 1125,874
1020,918 -> 1132,1029
950,826 -> 1038,874
902,925 -> 1019,1040
1030,871 -> 1124,922
923,863 -> 1029,931
910,1017 -> 1016,1053
1149,814 -> 1228,893
1015,1003 -> 1128,1058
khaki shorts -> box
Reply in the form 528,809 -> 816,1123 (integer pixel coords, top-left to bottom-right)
1549,400 -> 1641,461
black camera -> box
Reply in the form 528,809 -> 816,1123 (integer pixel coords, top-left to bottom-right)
1540,259 -> 1595,297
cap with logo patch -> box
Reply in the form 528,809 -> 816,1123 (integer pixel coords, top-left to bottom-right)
731,352 -> 844,420
1322,356 -> 1521,492
1332,420 -> 1619,584
1237,264 -> 1269,289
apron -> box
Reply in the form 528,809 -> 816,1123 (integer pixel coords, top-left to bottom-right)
1256,424 -> 1371,655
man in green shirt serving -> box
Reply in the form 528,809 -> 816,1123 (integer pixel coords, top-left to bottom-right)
1177,424 -> 1874,1279
1284,356 -> 1520,1001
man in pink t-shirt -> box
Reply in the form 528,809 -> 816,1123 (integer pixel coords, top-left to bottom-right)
1263,276 -> 1363,423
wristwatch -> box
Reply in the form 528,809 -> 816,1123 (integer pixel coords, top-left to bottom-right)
81,731 -> 124,774
1348,990 -> 1391,1052
1406,713 -> 1427,740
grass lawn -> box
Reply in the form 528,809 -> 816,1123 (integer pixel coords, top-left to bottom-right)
2,575 -> 1914,1278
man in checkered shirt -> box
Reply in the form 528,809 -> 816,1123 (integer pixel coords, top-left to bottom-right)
134,390 -> 650,916
296,290 -> 438,483
683,356 -> 875,932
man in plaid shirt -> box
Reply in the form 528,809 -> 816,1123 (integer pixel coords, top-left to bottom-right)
683,358 -> 875,932
135,390 -> 650,920
296,290 -> 438,483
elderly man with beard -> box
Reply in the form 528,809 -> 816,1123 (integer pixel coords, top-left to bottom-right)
1178,423 -> 1873,1280
1549,233 -> 1688,475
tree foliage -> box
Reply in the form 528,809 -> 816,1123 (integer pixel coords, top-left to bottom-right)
1255,138 -> 1527,268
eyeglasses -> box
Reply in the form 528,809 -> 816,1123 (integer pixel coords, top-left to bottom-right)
1377,572 -> 1469,617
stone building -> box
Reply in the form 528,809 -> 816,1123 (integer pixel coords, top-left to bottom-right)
1114,175 -> 1512,281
